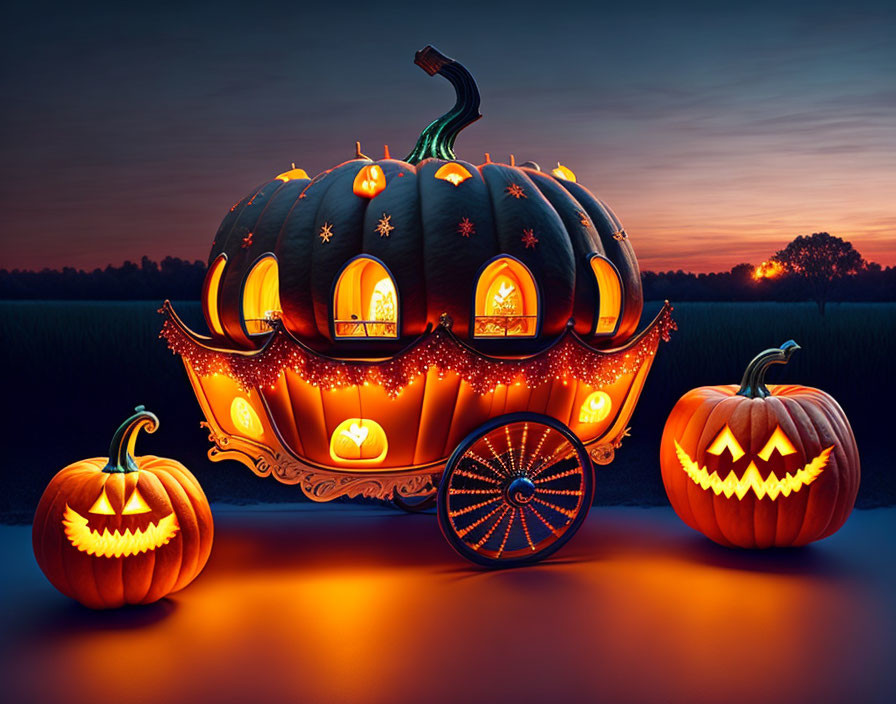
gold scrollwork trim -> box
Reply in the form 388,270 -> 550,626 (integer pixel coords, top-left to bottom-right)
201,422 -> 441,502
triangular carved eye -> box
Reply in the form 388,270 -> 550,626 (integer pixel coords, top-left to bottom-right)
88,488 -> 116,515
758,426 -> 797,461
706,425 -> 746,461
122,488 -> 151,515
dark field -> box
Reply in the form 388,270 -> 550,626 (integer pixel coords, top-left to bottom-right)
1,301 -> 893,522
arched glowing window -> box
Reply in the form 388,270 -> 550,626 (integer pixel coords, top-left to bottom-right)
203,254 -> 227,336
241,255 -> 281,335
473,257 -> 538,338
590,255 -> 622,336
333,257 -> 399,338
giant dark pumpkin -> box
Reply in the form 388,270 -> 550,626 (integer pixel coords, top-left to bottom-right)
659,342 -> 860,548
204,46 -> 642,352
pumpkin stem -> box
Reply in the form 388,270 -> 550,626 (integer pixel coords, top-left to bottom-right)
737,341 -> 800,398
103,406 -> 159,473
404,45 -> 482,165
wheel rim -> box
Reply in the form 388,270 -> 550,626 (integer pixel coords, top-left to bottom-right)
441,418 -> 591,564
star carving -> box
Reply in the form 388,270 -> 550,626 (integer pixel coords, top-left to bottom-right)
521,228 -> 538,249
376,213 -> 395,238
613,229 -> 628,241
241,232 -> 253,248
505,183 -> 527,199
578,211 -> 590,227
319,222 -> 334,243
457,217 -> 475,238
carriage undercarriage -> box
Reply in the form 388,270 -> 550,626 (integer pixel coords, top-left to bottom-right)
162,301 -> 673,566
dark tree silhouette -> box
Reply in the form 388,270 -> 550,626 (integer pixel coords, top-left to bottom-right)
772,232 -> 866,314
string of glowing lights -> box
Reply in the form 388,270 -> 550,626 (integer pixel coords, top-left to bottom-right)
160,302 -> 674,399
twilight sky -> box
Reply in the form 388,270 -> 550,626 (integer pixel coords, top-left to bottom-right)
1,0 -> 894,272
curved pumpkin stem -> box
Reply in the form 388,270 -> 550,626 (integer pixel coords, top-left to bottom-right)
404,45 -> 482,165
737,341 -> 800,399
103,406 -> 159,473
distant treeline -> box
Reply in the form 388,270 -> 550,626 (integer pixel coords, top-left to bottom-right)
642,262 -> 896,302
0,257 -> 206,300
1,257 -> 894,301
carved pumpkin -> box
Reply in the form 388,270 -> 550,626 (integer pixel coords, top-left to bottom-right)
32,407 -> 214,608
660,341 -> 860,548
203,45 -> 642,352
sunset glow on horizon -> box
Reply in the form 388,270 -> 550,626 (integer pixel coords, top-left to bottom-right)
1,1 -> 893,274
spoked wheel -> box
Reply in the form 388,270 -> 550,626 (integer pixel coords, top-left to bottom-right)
437,413 -> 594,567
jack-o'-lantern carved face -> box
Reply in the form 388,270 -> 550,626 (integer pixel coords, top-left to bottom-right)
63,483 -> 179,558
659,341 -> 860,550
33,407 -> 215,609
674,424 -> 833,500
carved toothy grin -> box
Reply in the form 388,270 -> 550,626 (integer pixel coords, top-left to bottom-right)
674,441 -> 833,500
63,505 -> 179,558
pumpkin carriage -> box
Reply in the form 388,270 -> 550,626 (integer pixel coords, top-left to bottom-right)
161,46 -> 674,566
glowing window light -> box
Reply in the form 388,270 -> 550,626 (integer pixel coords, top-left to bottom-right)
276,164 -> 310,181
230,397 -> 264,438
329,418 -> 389,465
551,163 -> 576,182
242,256 -> 281,335
474,258 -> 538,338
353,164 -> 387,198
333,258 -> 399,338
203,254 -> 227,336
579,391 -> 612,423
434,162 -> 473,186
590,256 -> 622,335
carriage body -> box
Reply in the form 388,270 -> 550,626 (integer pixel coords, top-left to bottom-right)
161,46 -> 674,565
162,301 -> 671,503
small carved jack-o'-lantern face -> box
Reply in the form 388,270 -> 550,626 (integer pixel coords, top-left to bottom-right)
33,407 -> 214,608
659,341 -> 860,549
674,424 -> 833,501
63,484 -> 179,558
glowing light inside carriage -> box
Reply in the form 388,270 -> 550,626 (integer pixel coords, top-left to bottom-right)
353,164 -> 387,198
551,163 -> 577,182
276,165 -> 310,182
242,256 -> 282,335
230,397 -> 264,438
474,258 -> 538,338
334,258 -> 399,338
329,419 -> 389,465
590,257 -> 622,335
203,255 -> 227,336
434,162 -> 473,186
579,391 -> 612,424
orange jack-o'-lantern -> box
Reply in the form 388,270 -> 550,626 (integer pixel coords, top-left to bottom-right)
660,341 -> 860,548
32,407 -> 214,608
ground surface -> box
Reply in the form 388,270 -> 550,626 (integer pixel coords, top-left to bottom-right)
2,504 -> 894,704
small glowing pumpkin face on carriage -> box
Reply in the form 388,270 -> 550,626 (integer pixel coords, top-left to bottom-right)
162,46 -> 674,566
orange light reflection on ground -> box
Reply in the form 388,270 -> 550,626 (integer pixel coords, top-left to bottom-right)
4,507 -> 895,704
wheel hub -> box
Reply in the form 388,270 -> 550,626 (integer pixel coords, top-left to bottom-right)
505,476 -> 536,507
